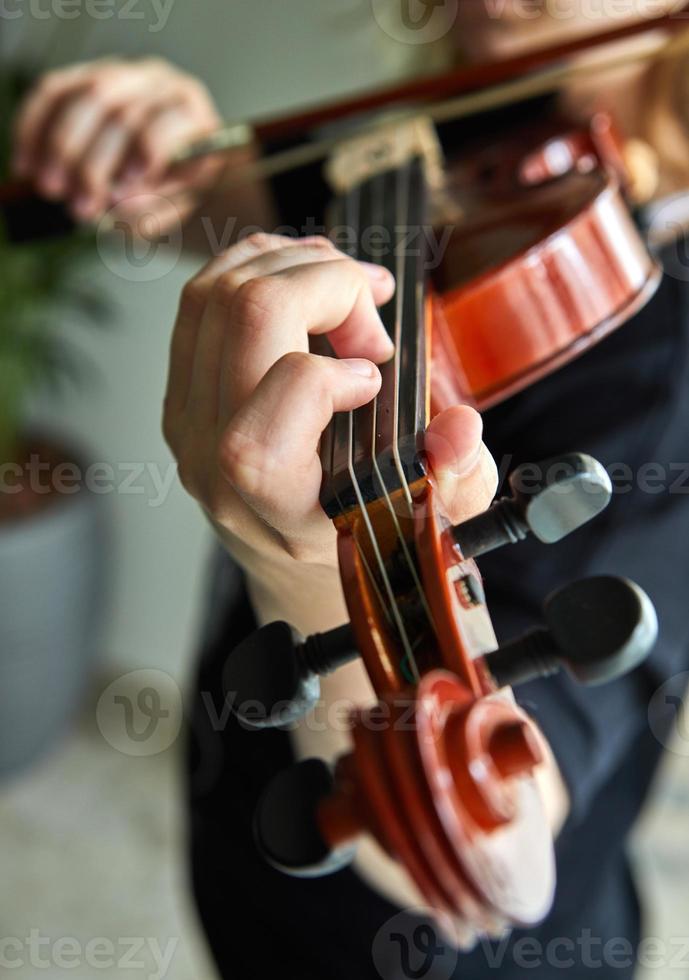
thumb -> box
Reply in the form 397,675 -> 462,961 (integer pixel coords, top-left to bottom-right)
424,406 -> 498,525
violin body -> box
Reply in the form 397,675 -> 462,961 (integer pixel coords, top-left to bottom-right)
428,113 -> 661,410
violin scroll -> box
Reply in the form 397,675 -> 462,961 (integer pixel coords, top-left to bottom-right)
224,450 -> 658,932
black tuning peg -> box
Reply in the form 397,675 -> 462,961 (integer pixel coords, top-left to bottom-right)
484,576 -> 658,689
223,621 -> 358,729
451,452 -> 612,559
254,758 -> 355,877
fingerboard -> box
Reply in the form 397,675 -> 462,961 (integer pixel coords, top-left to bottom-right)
319,157 -> 429,519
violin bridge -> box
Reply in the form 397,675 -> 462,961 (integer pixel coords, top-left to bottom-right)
325,115 -> 444,195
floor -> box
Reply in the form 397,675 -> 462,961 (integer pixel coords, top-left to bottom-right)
0,676 -> 218,980
0,676 -> 687,980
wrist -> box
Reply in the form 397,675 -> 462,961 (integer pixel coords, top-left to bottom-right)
245,557 -> 348,636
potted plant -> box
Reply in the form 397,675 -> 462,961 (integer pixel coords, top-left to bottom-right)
0,71 -> 109,777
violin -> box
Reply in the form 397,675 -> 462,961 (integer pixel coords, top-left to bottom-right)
221,106 -> 659,934
3,14 -> 671,933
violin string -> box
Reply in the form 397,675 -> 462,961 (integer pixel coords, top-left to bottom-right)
344,412 -> 417,670
321,375 -> 390,621
371,161 -> 436,639
339,184 -> 418,670
331,486 -> 393,629
360,169 -> 423,682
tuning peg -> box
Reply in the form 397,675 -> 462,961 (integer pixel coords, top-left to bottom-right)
254,758 -> 356,876
484,576 -> 658,689
451,453 -> 612,559
223,621 -> 358,729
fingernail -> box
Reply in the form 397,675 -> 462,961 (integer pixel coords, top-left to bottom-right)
453,441 -> 484,479
341,358 -> 379,379
359,261 -> 393,282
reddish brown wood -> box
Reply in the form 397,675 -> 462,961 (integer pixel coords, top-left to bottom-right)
430,167 -> 661,412
413,482 -> 492,695
315,471 -> 557,927
316,667 -> 555,927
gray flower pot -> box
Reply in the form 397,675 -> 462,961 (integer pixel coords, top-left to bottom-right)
0,483 -> 106,778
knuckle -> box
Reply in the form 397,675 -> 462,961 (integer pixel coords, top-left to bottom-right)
219,429 -> 273,498
210,270 -> 245,311
179,278 -> 208,319
325,254 -> 366,289
184,76 -> 210,102
37,70 -> 64,93
109,100 -> 136,125
242,231 -> 272,252
277,351 -> 321,386
231,275 -> 279,323
308,234 -> 335,251
139,56 -> 167,74
85,75 -> 111,100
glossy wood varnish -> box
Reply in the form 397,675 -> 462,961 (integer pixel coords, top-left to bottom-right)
430,169 -> 661,411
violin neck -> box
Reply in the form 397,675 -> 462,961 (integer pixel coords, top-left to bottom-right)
319,158 -> 429,519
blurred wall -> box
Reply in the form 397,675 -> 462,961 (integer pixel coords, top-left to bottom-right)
1,1 -> 447,678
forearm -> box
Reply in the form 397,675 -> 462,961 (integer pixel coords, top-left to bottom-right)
245,556 -> 349,636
